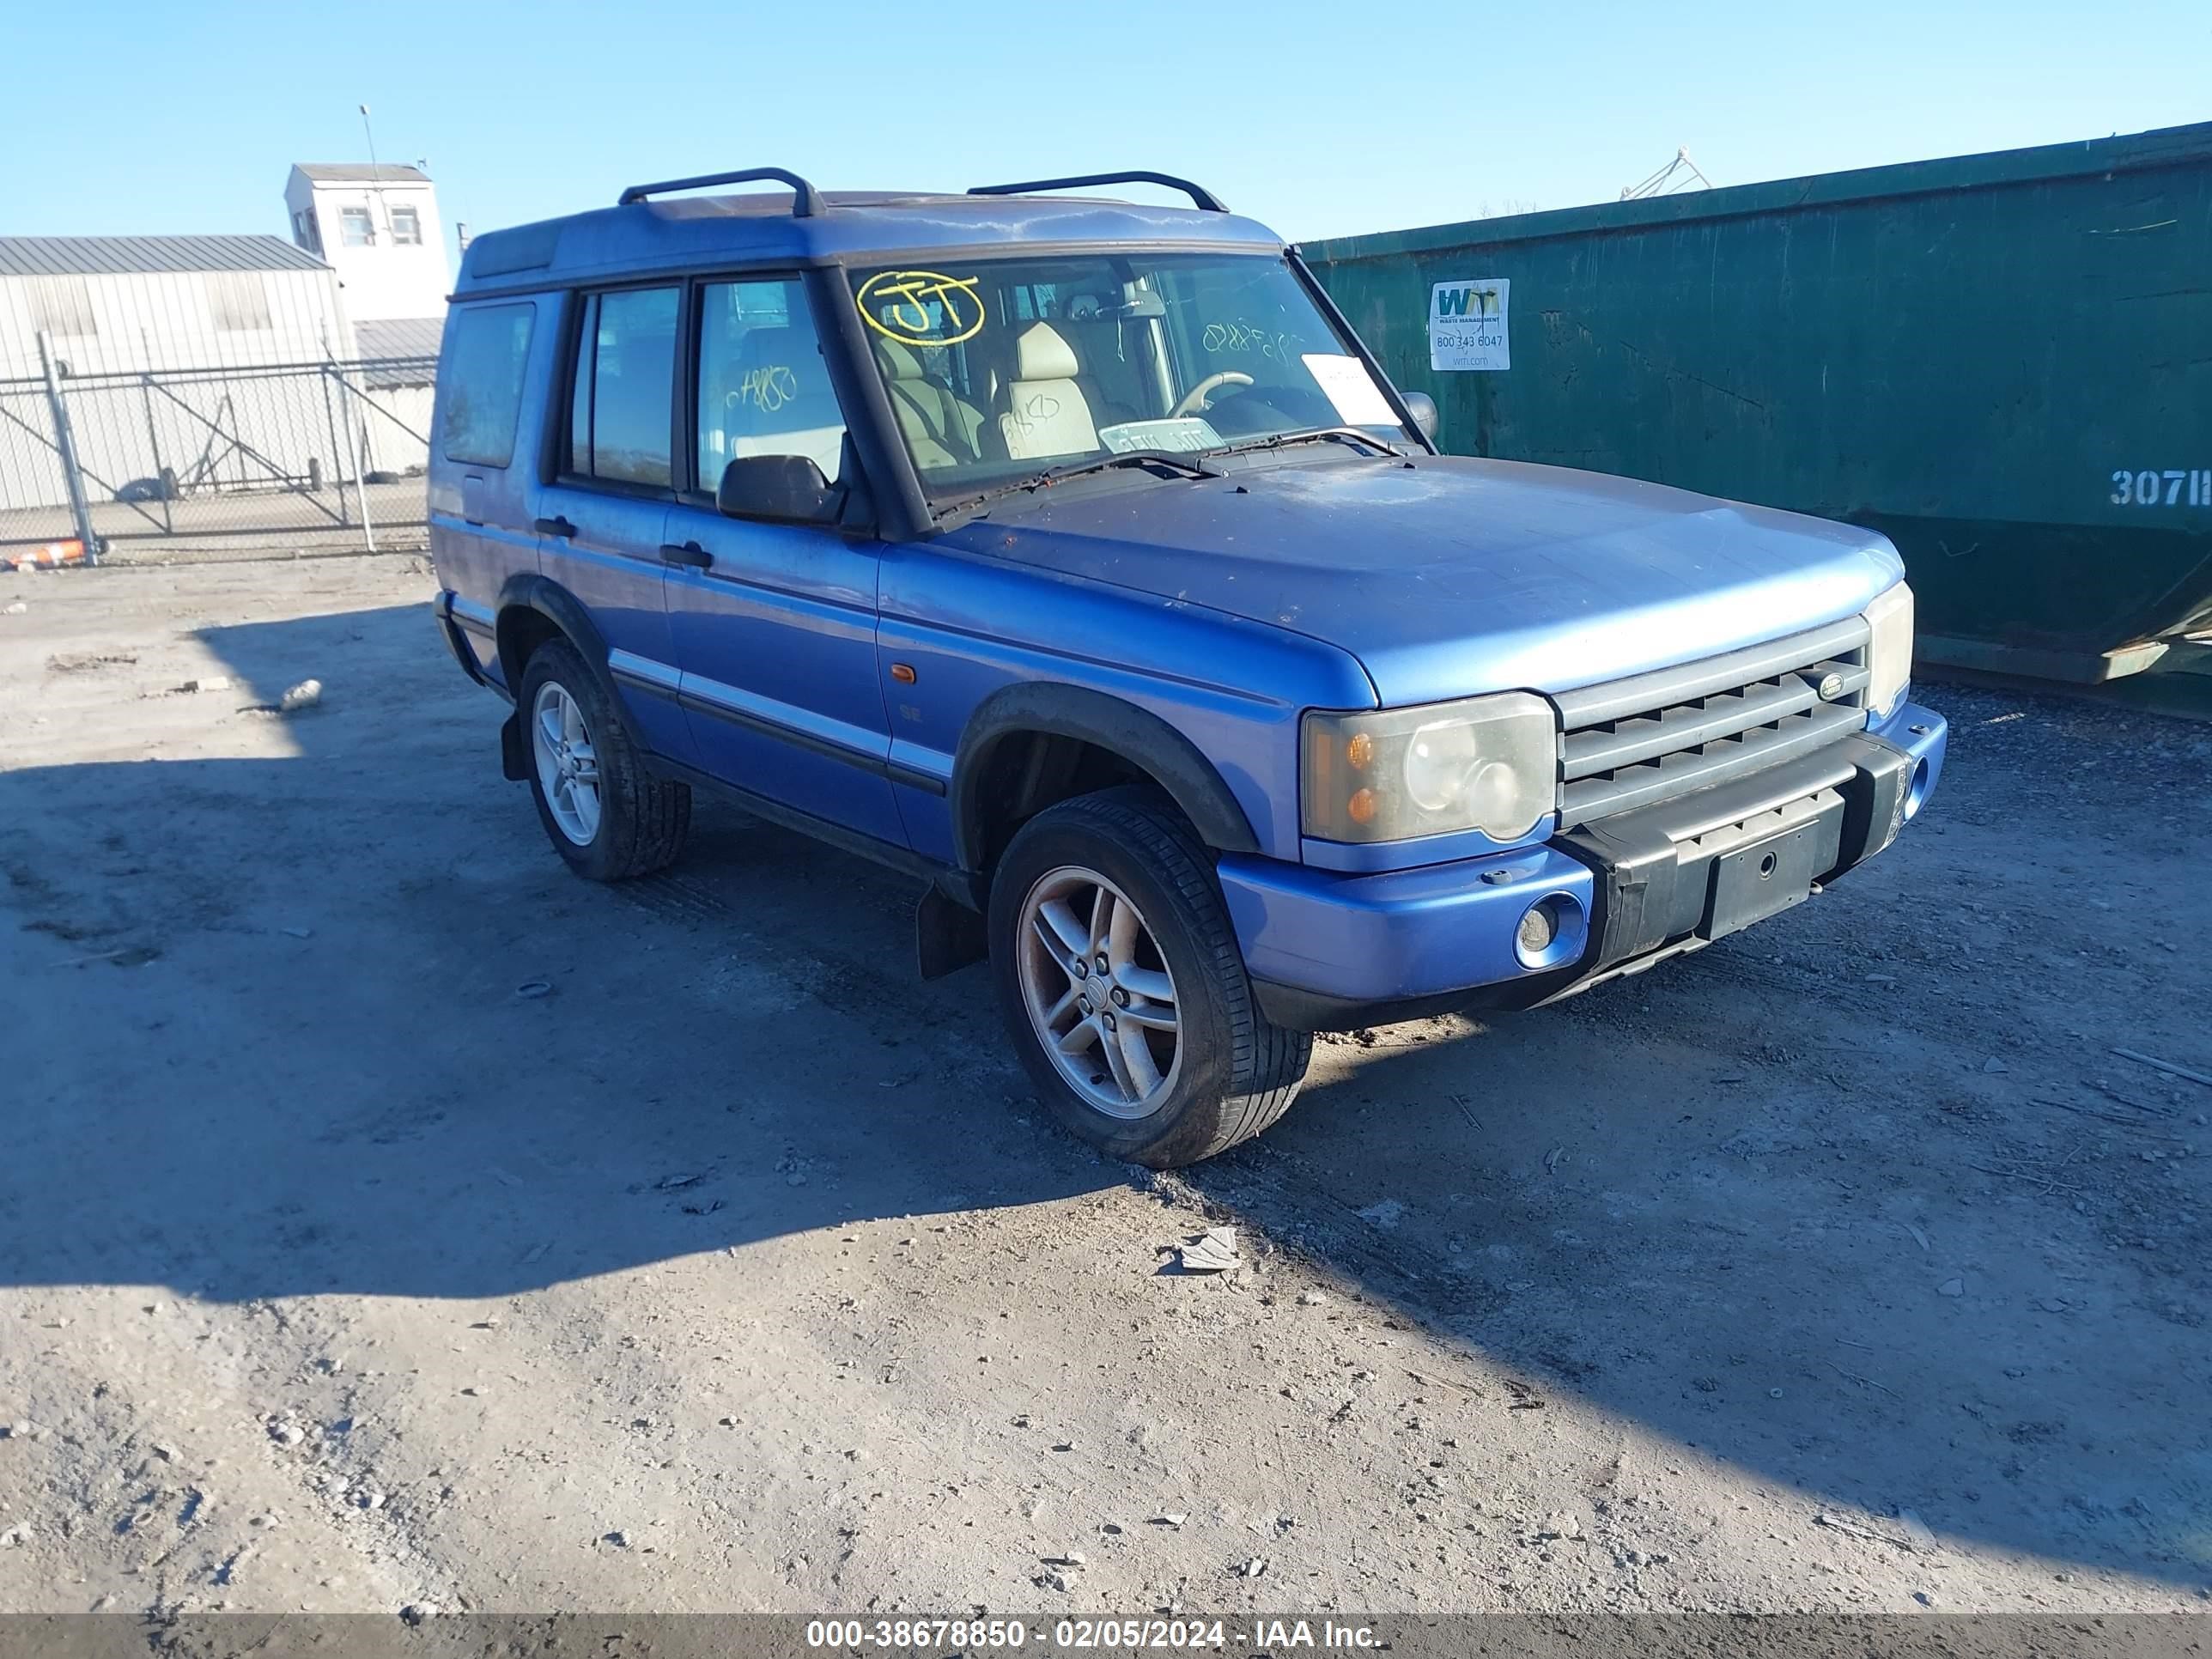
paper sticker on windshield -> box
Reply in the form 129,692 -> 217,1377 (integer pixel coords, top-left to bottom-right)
1098,417 -> 1224,455
1301,353 -> 1397,426
857,270 -> 986,347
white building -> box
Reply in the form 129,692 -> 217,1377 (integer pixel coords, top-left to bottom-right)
0,234 -> 349,381
0,231 -> 433,521
0,165 -> 451,523
283,162 -> 450,360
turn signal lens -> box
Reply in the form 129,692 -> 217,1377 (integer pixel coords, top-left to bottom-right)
1346,732 -> 1375,769
1346,788 -> 1377,824
1862,580 -> 1914,720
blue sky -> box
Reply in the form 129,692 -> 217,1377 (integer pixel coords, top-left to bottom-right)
9,0 -> 2207,253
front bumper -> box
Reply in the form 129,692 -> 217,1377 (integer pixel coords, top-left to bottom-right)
1228,701 -> 1947,1030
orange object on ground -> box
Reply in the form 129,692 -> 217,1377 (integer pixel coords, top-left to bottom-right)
2,539 -> 88,571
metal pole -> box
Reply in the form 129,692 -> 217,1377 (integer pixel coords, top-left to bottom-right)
327,363 -> 371,546
320,361 -> 349,524
138,372 -> 173,532
356,424 -> 377,551
339,369 -> 376,551
38,331 -> 100,564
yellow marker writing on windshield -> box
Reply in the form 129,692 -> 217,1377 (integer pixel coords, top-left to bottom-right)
857,270 -> 986,347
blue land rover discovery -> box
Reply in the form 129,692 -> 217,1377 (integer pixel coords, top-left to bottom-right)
428,167 -> 1947,1168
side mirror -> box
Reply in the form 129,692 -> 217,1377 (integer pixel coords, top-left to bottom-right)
717,454 -> 837,524
1401,391 -> 1439,442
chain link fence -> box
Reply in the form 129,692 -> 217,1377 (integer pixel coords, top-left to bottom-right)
0,351 -> 435,565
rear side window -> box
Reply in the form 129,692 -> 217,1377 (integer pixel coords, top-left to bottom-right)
439,303 -> 535,468
568,287 -> 678,488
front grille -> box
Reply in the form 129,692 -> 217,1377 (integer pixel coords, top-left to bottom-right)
1553,617 -> 1871,827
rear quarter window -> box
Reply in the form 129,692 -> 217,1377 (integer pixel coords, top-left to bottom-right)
439,303 -> 536,468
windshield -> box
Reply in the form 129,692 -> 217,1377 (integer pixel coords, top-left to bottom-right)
847,252 -> 1409,501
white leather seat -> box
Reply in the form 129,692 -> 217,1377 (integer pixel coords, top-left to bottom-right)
874,337 -> 985,471
997,324 -> 1097,461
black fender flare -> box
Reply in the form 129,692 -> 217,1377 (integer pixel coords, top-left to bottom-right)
949,683 -> 1261,874
495,573 -> 612,685
493,574 -> 652,768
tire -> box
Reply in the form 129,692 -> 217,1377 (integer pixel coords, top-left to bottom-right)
988,786 -> 1312,1168
516,637 -> 690,881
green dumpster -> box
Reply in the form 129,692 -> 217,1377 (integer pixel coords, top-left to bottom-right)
1304,122 -> 2212,683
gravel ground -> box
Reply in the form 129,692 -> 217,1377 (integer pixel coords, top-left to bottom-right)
2,556 -> 2208,1620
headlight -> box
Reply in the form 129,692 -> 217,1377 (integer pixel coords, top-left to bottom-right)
1862,580 -> 1914,720
1303,691 -> 1557,843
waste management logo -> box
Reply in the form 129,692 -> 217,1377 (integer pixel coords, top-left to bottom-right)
1430,278 -> 1509,372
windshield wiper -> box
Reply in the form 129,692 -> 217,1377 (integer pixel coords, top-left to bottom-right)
934,449 -> 1222,519
1206,426 -> 1403,460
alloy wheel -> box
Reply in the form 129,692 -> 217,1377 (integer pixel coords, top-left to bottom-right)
531,681 -> 602,846
1016,865 -> 1182,1118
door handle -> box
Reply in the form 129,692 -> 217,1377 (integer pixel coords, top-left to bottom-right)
533,515 -> 577,538
659,540 -> 714,570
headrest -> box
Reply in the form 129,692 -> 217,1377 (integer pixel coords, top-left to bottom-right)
1012,323 -> 1079,382
872,336 -> 923,380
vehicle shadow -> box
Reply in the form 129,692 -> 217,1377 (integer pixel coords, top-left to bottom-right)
2,598 -> 2204,1590
2,598 -> 1105,1304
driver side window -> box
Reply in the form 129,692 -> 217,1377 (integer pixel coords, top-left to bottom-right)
695,278 -> 848,490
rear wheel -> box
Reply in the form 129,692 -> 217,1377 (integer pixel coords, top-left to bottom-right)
989,787 -> 1310,1167
517,638 -> 690,881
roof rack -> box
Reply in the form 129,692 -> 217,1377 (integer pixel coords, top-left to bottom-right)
617,167 -> 827,217
967,171 -> 1229,214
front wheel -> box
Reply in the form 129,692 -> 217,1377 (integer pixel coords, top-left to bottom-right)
989,787 -> 1311,1168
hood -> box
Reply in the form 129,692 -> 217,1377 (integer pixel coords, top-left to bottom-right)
949,455 -> 1905,707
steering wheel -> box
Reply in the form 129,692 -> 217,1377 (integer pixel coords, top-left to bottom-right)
1170,371 -> 1254,419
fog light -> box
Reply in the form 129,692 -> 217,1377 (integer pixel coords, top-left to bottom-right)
1517,904 -> 1556,956
1905,757 -> 1931,820
1513,892 -> 1589,971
